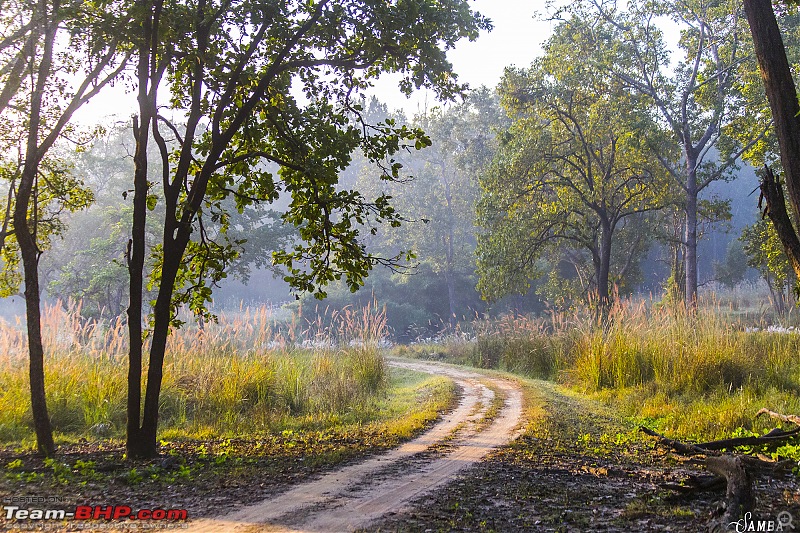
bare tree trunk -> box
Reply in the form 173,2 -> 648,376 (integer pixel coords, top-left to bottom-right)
16,214 -> 54,456
685,152 -> 699,309
440,164 -> 457,329
138,242 -> 183,456
126,0 -> 161,459
598,220 -> 613,309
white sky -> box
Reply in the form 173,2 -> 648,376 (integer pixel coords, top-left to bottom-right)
371,0 -> 550,116
74,0 -> 550,125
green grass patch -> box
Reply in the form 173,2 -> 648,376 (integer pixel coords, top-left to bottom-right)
0,303 -> 407,446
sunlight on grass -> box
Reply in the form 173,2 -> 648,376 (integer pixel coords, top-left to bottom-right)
399,298 -> 800,442
0,301 -> 453,446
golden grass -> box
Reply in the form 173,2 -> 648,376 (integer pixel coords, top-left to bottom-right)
0,301 -> 393,444
405,298 -> 800,440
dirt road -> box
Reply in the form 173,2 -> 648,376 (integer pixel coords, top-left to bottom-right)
186,359 -> 524,533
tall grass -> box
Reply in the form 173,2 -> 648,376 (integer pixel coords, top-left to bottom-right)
407,298 -> 800,439
0,301 -> 389,443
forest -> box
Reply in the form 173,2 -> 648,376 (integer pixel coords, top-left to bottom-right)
2,0 -> 800,531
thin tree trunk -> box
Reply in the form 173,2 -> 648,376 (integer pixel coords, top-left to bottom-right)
440,164 -> 457,329
126,0 -> 159,459
138,230 -> 186,456
13,0 -> 57,457
17,217 -> 53,456
684,152 -> 699,309
597,219 -> 613,315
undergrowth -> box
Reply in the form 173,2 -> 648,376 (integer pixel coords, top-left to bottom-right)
0,301 -> 397,445
396,298 -> 800,445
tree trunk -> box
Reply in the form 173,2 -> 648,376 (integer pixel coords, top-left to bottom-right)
13,0 -> 57,457
684,152 -> 699,309
16,216 -> 54,457
441,165 -> 457,329
126,111 -> 149,457
126,0 -> 159,459
744,0 -> 800,278
598,220 -> 613,309
137,222 -> 189,456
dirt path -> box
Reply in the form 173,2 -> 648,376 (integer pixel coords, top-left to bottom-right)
185,359 -> 524,533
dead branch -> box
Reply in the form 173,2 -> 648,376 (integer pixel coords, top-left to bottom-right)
640,426 -> 720,455
695,426 -> 800,450
640,423 -> 797,528
756,408 -> 800,426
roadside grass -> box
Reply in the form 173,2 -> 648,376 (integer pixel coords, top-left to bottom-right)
368,370 -> 714,532
0,301 -> 402,445
0,367 -> 455,519
0,300 -> 462,519
395,298 -> 800,450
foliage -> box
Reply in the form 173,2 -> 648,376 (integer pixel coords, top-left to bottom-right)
741,217 -> 795,313
555,0 -> 771,305
477,20 -> 671,307
323,90 -> 505,334
713,238 -> 750,289
0,155 -> 94,297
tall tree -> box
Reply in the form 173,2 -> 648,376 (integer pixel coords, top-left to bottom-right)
126,0 -> 490,458
478,19 -> 666,308
563,0 -> 769,307
355,90 -> 504,329
0,0 -> 129,455
477,21 -> 671,309
412,91 -> 504,327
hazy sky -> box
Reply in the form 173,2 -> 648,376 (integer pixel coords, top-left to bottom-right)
75,0 -> 550,125
371,0 -> 551,116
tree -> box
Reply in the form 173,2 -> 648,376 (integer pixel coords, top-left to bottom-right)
409,90 -> 504,328
0,0 -> 129,455
563,0 -> 770,307
476,21 -> 670,310
350,90 -> 504,330
743,0 -> 800,286
125,0 -> 490,458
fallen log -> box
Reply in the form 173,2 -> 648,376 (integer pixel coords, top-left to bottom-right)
640,425 -> 791,528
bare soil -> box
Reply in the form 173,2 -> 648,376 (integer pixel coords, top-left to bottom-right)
366,379 -> 800,532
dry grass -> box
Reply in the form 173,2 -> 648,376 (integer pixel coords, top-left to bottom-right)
0,301 -> 391,444
402,298 -> 800,440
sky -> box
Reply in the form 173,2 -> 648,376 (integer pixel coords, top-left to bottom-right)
74,0 -> 552,125
369,0 -> 552,116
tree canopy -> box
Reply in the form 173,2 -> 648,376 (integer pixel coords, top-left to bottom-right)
477,19 -> 671,308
